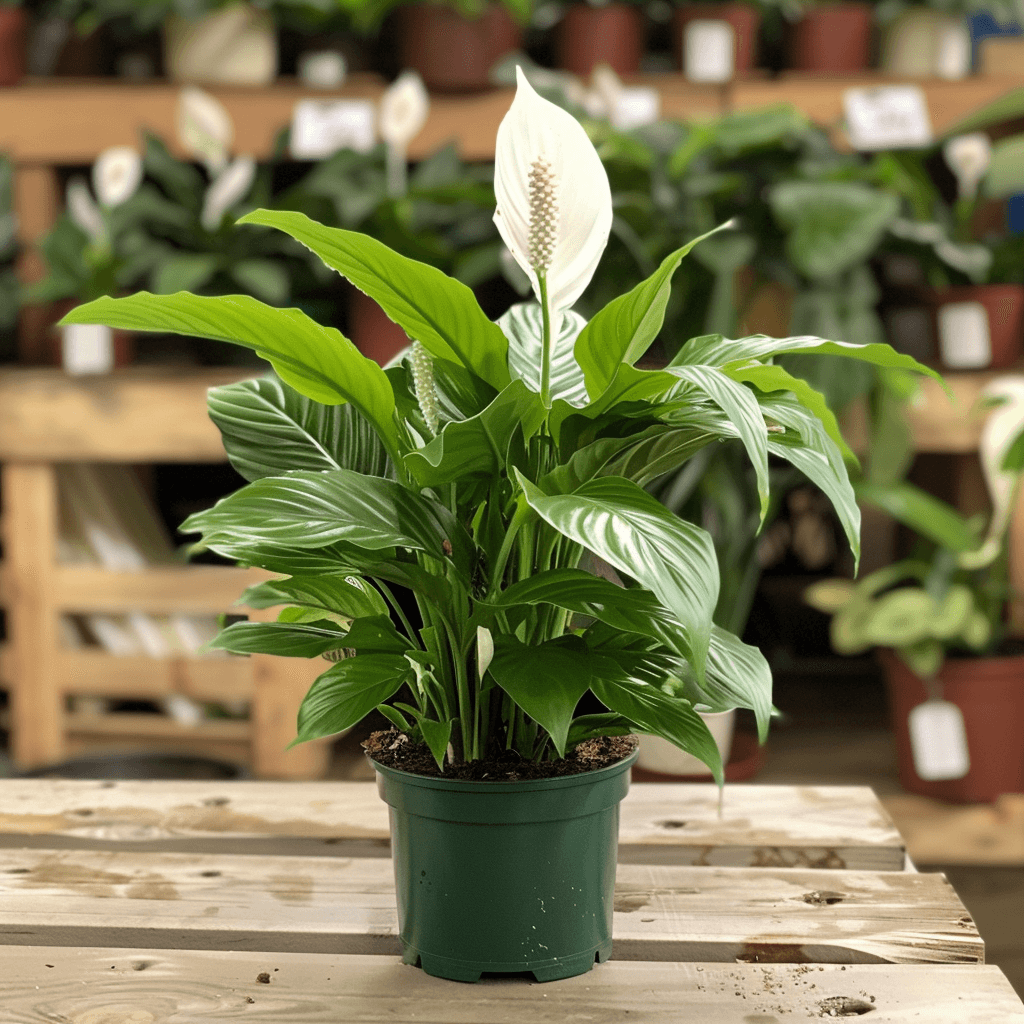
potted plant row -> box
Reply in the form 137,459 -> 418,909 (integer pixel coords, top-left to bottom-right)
62,69 -> 933,982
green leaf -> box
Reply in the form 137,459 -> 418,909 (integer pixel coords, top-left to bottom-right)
574,222 -> 734,399
230,258 -> 291,305
517,472 -> 718,681
208,376 -> 390,482
59,292 -> 401,457
237,209 -> 511,391
183,469 -> 474,577
153,253 -> 220,295
498,302 -> 589,408
565,713 -> 636,747
405,379 -> 545,486
239,574 -> 389,619
488,636 -> 594,757
211,619 -> 348,657
419,717 -> 453,771
855,480 -> 978,553
985,134 -> 1024,200
293,654 -> 411,744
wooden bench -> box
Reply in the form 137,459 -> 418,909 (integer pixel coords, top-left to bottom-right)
1,780 -> 1022,1021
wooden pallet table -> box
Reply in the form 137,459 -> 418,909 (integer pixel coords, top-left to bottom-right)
0,779 -> 1022,1022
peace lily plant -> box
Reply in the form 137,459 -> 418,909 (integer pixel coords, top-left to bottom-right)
62,69 -> 934,781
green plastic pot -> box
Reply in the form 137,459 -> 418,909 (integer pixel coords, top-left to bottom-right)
373,746 -> 638,983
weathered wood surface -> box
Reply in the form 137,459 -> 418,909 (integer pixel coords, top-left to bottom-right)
3,949 -> 1022,1024
0,781 -> 905,869
0,848 -> 981,965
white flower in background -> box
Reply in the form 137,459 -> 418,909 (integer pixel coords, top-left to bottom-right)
588,63 -> 623,120
92,146 -> 143,208
201,154 -> 257,231
476,626 -> 494,680
177,86 -> 234,175
944,133 -> 992,201
65,177 -> 105,244
379,71 -> 429,149
494,66 -> 612,321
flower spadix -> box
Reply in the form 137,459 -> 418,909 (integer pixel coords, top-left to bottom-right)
494,67 -> 612,319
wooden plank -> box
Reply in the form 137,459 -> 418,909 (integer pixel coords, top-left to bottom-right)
13,165 -> 61,363
0,848 -> 983,965
0,782 -> 906,869
882,793 -> 1024,867
1,950 -> 1021,1023
0,367 -> 255,462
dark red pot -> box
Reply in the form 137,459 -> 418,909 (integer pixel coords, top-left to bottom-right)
398,3 -> 522,92
790,2 -> 873,73
348,288 -> 410,365
556,3 -> 645,78
0,6 -> 27,87
673,2 -> 760,76
931,284 -> 1024,370
880,648 -> 1024,804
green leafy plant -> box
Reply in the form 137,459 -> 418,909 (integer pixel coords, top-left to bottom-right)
62,70 -> 935,780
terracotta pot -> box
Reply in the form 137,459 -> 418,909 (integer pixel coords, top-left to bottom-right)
932,284 -> 1024,370
0,6 -> 27,87
348,288 -> 410,365
790,2 -> 873,73
673,3 -> 760,78
164,2 -> 278,86
556,3 -> 645,78
398,3 -> 522,92
880,649 -> 1024,803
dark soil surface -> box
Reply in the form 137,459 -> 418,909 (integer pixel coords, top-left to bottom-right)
362,730 -> 638,781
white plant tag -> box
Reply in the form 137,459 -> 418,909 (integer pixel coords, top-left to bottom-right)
935,21 -> 971,80
62,323 -> 114,375
684,20 -> 735,83
611,87 -> 660,130
297,50 -> 347,90
844,86 -> 933,151
290,99 -> 375,159
908,699 -> 970,781
938,300 -> 991,368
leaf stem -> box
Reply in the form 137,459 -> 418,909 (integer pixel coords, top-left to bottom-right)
375,579 -> 420,646
538,272 -> 552,409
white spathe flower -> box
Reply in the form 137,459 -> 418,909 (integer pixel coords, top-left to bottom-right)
65,177 -> 105,244
177,86 -> 233,175
944,133 -> 992,201
201,155 -> 257,231
92,146 -> 143,208
379,70 -> 429,149
494,66 -> 612,317
589,63 -> 623,118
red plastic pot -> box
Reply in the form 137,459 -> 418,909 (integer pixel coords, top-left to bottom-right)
790,2 -> 873,73
0,6 -> 27,87
397,3 -> 522,92
932,284 -> 1024,370
556,3 -> 645,78
880,648 -> 1024,803
348,288 -> 409,365
673,3 -> 760,76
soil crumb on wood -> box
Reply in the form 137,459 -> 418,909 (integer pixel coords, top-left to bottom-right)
363,730 -> 638,780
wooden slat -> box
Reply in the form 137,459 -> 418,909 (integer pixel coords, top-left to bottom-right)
0,367 -> 255,462
0,848 -> 982,965
0,782 -> 906,869
57,653 -> 254,702
62,711 -> 251,744
2,950 -> 1022,1023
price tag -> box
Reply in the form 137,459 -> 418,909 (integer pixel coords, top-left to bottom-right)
62,323 -> 114,375
938,300 -> 991,368
291,99 -> 375,160
684,20 -> 736,84
908,699 -> 970,781
843,86 -> 933,151
611,87 -> 660,131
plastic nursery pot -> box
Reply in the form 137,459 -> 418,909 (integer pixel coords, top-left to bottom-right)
51,301 -> 135,374
879,648 -> 1024,803
932,284 -> 1024,370
347,288 -> 410,365
636,710 -> 736,776
373,746 -> 639,983
673,3 -> 761,80
164,2 -> 278,86
556,3 -> 646,78
397,3 -> 522,92
879,9 -> 972,79
789,2 -> 874,73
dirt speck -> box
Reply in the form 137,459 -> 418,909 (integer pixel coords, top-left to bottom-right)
256,972 -> 271,984
802,891 -> 846,906
817,995 -> 875,1017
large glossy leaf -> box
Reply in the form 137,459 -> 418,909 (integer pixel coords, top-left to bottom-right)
198,538 -> 385,578
182,469 -> 474,577
405,379 -> 545,487
60,292 -> 401,455
574,222 -> 733,399
208,376 -> 390,482
488,635 -> 594,757
293,654 -> 411,744
985,134 -> 1024,200
855,480 -> 978,553
211,616 -> 407,658
498,302 -> 589,408
517,472 -> 718,680
238,575 -> 389,619
238,209 -> 510,391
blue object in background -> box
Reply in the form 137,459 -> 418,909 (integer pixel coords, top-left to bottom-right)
1009,195 -> 1024,235
968,12 -> 1022,69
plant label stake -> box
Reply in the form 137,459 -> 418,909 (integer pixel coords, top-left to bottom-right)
843,86 -> 933,151
684,20 -> 735,83
938,300 -> 991,368
290,99 -> 376,160
909,698 -> 970,781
